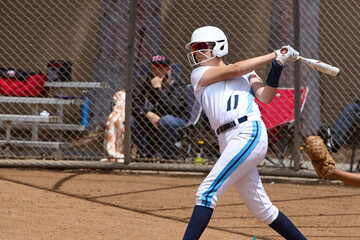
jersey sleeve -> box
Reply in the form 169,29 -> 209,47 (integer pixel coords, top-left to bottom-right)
246,70 -> 263,83
190,66 -> 210,101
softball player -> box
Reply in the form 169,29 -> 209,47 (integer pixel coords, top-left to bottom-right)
183,26 -> 306,239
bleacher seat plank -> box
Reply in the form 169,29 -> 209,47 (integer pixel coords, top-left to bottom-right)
0,114 -> 59,123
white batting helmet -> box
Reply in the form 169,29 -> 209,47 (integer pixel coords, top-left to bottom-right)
185,26 -> 228,66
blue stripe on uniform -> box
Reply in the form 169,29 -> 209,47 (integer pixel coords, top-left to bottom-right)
246,89 -> 255,114
233,95 -> 239,110
201,121 -> 261,208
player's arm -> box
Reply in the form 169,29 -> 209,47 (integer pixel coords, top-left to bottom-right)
331,169 -> 360,187
250,74 -> 277,104
251,60 -> 285,104
198,52 -> 276,87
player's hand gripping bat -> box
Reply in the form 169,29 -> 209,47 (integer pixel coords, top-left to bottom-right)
296,56 -> 340,77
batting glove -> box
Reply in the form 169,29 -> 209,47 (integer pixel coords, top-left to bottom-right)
275,45 -> 299,66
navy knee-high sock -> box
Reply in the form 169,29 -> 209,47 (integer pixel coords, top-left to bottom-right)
183,205 -> 213,240
269,211 -> 306,239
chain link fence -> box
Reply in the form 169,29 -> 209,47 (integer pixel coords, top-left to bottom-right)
0,0 -> 358,171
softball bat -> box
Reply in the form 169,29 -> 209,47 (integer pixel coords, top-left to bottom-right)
296,56 -> 340,77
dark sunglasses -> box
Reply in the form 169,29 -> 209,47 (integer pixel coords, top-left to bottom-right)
191,42 -> 211,52
151,63 -> 168,69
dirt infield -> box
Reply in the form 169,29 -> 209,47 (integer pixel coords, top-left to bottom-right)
1,168 -> 360,240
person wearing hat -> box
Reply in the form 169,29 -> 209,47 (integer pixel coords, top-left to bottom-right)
132,54 -> 190,159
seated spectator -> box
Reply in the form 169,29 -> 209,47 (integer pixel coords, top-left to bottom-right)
131,54 -> 190,159
318,100 -> 360,152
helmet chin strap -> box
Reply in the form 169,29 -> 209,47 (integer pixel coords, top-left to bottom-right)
187,49 -> 216,66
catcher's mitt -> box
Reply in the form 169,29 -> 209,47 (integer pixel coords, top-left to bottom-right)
305,136 -> 336,179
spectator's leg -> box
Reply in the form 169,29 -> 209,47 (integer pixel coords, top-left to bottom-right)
158,115 -> 187,159
332,102 -> 360,152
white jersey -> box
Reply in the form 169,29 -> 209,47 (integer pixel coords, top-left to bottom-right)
190,66 -> 279,225
191,65 -> 263,133
183,28 -> 304,238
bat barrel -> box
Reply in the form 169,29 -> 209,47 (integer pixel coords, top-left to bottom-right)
298,56 -> 340,77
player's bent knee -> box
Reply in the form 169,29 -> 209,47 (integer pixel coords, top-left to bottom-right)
251,205 -> 279,225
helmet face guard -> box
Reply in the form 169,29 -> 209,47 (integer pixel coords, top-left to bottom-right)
187,42 -> 215,66
187,49 -> 215,66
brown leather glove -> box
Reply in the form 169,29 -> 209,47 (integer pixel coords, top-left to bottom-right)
305,136 -> 336,180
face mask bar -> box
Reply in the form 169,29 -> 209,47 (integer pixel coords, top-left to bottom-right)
187,49 -> 215,66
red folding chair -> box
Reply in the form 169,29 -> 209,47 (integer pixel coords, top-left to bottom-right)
255,87 -> 309,166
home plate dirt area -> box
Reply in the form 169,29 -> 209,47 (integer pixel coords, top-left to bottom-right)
1,168 -> 360,239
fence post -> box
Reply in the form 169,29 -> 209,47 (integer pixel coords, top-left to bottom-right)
124,0 -> 138,164
293,0 -> 302,170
